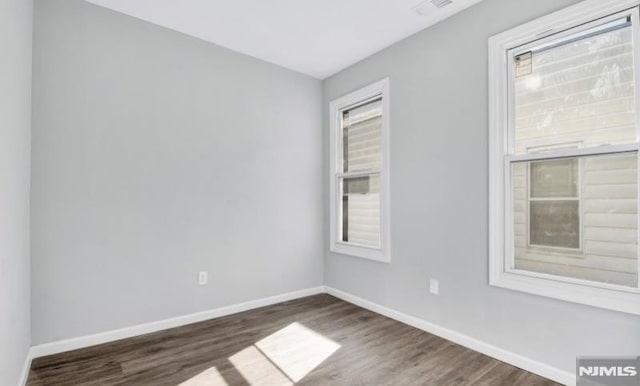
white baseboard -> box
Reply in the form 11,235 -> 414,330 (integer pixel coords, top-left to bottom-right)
19,348 -> 34,386
29,286 -> 324,360
324,286 -> 576,386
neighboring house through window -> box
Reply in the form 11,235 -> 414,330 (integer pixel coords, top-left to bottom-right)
526,144 -> 582,251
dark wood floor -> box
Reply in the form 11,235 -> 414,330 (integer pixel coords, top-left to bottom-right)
27,294 -> 559,385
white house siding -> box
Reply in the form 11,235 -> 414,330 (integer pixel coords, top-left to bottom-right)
345,176 -> 381,247
512,24 -> 638,288
343,101 -> 382,247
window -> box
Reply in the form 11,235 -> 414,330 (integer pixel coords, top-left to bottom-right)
489,1 -> 640,315
329,79 -> 390,262
529,158 -> 580,250
526,145 -> 582,251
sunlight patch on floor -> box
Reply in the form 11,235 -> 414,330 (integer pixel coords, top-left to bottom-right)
179,322 -> 341,386
255,322 -> 341,382
229,345 -> 293,385
178,367 -> 228,386
228,322 -> 341,384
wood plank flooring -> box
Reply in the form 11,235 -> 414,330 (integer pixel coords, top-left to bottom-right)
27,294 -> 559,385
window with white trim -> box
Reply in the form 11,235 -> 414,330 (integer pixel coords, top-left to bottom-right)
329,79 -> 390,262
489,1 -> 640,315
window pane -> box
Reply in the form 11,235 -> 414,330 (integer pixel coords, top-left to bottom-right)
530,158 -> 578,198
342,98 -> 382,173
341,175 -> 380,248
512,152 -> 638,288
514,17 -> 636,154
530,200 -> 580,248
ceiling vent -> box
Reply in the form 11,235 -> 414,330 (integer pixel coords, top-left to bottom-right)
431,0 -> 453,8
413,0 -> 453,15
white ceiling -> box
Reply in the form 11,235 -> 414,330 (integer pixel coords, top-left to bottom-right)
85,0 -> 483,79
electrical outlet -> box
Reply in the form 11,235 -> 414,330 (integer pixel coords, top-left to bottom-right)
198,271 -> 208,285
429,278 -> 439,295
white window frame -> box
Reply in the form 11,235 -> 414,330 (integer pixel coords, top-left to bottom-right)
329,78 -> 391,262
488,0 -> 640,315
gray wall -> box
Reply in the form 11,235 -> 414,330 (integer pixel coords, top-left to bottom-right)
31,0 -> 323,345
28,0 -> 640,376
0,0 -> 33,384
323,0 -> 640,375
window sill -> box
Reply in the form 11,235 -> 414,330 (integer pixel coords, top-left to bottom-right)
490,269 -> 640,316
330,242 -> 390,263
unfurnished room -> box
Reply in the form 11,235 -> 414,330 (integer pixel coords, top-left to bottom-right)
1,0 -> 639,385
